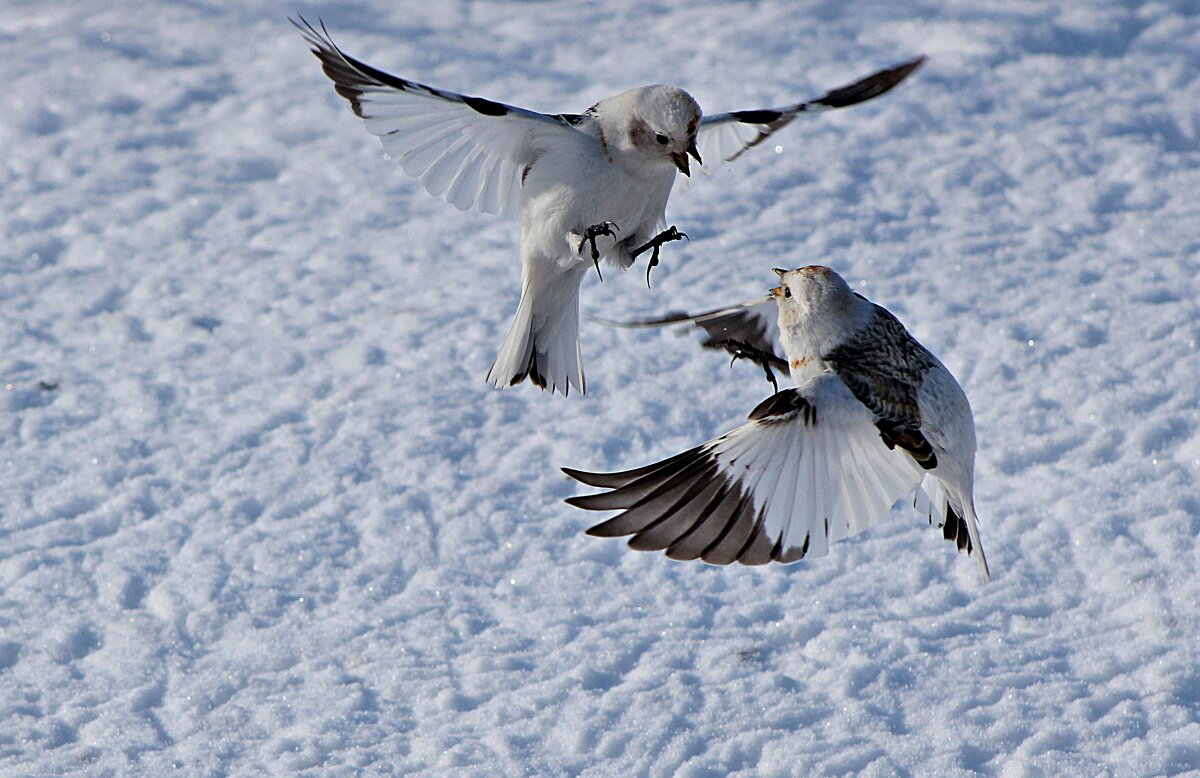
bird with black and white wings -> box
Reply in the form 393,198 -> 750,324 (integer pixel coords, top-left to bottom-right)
565,266 -> 991,582
293,16 -> 925,396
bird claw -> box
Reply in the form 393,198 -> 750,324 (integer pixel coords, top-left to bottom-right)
632,225 -> 689,258
727,339 -> 780,394
577,221 -> 619,281
631,226 -> 688,288
578,222 -> 619,259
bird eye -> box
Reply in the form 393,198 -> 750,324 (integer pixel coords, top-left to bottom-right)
783,287 -> 792,298
655,133 -> 669,145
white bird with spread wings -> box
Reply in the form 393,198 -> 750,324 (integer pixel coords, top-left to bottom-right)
566,266 -> 991,582
294,17 -> 925,396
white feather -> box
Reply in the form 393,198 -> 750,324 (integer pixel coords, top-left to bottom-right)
705,374 -> 928,561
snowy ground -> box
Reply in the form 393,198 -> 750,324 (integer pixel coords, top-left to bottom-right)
3,0 -> 1199,774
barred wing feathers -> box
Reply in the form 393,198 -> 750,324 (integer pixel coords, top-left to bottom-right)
563,378 -> 925,566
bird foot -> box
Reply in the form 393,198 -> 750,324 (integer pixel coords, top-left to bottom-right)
727,339 -> 780,394
631,225 -> 688,288
577,221 -> 619,281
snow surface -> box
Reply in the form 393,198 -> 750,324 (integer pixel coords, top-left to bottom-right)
3,0 -> 1199,774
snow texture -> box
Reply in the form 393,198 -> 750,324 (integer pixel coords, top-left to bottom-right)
2,0 -> 1199,774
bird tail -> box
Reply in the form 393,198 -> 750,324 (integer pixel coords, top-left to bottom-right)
486,269 -> 585,396
916,477 -> 991,583
962,500 -> 991,583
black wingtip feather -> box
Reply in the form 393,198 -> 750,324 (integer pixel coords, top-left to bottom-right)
561,446 -> 706,489
624,476 -> 727,552
814,54 -> 927,109
462,95 -> 508,117
561,466 -> 607,487
580,513 -> 634,535
564,494 -> 600,510
730,109 -> 785,125
565,490 -> 634,511
293,15 -> 429,114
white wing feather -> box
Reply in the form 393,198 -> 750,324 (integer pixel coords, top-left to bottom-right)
294,17 -> 586,216
710,377 -> 924,560
565,374 -> 925,565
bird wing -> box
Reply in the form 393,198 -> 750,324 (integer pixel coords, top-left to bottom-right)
696,55 -> 926,167
563,375 -> 925,566
294,16 -> 588,216
824,303 -> 941,469
595,297 -> 785,368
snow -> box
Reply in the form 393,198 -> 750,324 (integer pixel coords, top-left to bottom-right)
2,0 -> 1199,774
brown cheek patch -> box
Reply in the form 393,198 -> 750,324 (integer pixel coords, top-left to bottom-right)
628,118 -> 647,144
789,357 -> 809,370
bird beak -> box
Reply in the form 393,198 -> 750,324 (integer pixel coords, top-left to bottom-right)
770,268 -> 788,296
671,151 -> 691,177
687,141 -> 702,165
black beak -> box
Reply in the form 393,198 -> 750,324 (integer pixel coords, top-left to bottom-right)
671,151 -> 690,177
687,140 -> 702,165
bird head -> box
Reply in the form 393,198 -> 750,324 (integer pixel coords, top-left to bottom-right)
602,85 -> 702,176
769,265 -> 872,358
770,265 -> 860,327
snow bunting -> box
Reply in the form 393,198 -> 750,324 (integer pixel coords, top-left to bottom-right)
565,266 -> 991,581
294,17 -> 925,396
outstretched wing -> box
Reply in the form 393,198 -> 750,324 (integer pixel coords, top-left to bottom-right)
563,376 -> 925,566
596,297 -> 785,367
697,55 -> 926,167
293,16 -> 587,215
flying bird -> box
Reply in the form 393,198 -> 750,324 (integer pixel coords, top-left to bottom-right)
293,16 -> 926,396
564,266 -> 991,582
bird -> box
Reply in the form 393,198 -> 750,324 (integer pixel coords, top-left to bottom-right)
564,266 -> 991,582
293,16 -> 926,396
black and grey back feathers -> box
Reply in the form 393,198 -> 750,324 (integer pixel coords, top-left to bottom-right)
824,303 -> 940,468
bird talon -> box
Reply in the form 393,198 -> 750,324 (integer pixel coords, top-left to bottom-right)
632,225 -> 687,259
645,247 -> 661,288
728,341 -> 751,368
727,340 -> 779,392
579,221 -> 619,267
633,225 -> 688,288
